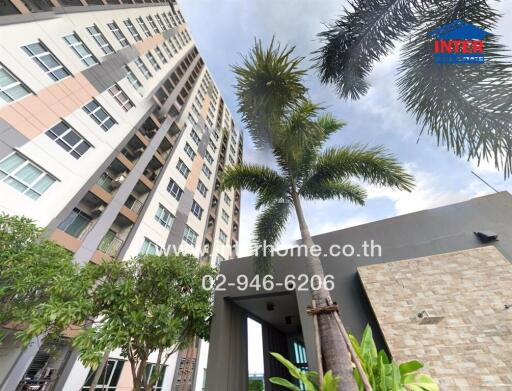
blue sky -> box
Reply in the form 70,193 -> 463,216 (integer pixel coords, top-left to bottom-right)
180,0 -> 512,257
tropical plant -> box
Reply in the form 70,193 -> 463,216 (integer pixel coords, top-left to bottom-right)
349,325 -> 439,391
229,41 -> 414,389
20,253 -> 215,391
316,1 -> 512,177
269,352 -> 340,391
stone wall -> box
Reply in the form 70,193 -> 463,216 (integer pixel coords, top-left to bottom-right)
358,246 -> 512,390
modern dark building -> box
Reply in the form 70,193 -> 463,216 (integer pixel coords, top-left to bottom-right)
206,191 -> 512,390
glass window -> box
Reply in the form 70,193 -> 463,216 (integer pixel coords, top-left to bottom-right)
167,179 -> 183,200
191,200 -> 203,220
86,25 -> 114,55
46,121 -> 92,159
183,225 -> 198,246
162,42 -> 173,58
221,209 -> 229,224
224,193 -> 231,205
184,142 -> 196,160
108,84 -> 134,112
208,139 -> 217,151
162,13 -> 173,29
58,208 -> 91,238
123,65 -> 143,95
140,238 -> 162,255
190,129 -> 201,145
123,19 -> 141,42
107,22 -> 129,47
82,359 -> 124,391
146,52 -> 160,71
134,58 -> 152,80
155,14 -> 166,31
147,15 -> 160,34
215,254 -> 225,268
197,180 -> 207,197
83,99 -> 116,131
176,159 -> 190,178
22,41 -> 70,81
63,33 -> 97,67
204,151 -> 214,165
155,204 -> 174,229
136,17 -> 152,37
0,64 -> 30,103
140,364 -> 166,391
155,47 -> 167,64
202,164 -> 211,179
219,229 -> 227,244
0,153 -> 56,199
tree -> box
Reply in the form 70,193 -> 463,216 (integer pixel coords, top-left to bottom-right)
316,0 -> 512,177
20,254 -> 215,391
228,43 -> 414,389
0,214 -> 79,342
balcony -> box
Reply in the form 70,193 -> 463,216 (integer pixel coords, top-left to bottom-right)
125,196 -> 143,214
97,233 -> 125,258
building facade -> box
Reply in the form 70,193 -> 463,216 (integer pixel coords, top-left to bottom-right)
0,0 -> 242,390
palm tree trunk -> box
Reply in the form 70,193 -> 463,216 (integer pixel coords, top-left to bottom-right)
291,191 -> 358,391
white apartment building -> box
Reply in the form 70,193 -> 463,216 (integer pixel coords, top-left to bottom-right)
0,0 -> 242,389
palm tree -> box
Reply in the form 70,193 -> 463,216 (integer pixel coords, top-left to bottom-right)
226,42 -> 413,390
316,0 -> 512,177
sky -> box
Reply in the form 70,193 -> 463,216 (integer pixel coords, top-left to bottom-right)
180,0 -> 512,258
178,1 -> 512,374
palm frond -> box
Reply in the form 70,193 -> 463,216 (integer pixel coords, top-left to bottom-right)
310,145 -> 415,191
315,0 -> 420,99
221,163 -> 289,208
252,201 -> 292,274
300,178 -> 367,205
232,37 -> 307,149
398,1 -> 512,176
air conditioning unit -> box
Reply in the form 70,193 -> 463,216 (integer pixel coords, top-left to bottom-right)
90,205 -> 106,216
111,173 -> 127,189
133,147 -> 145,157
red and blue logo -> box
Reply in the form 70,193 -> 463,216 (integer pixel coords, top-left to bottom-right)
428,20 -> 490,64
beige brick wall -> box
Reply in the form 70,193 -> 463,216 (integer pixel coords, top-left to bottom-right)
358,246 -> 512,390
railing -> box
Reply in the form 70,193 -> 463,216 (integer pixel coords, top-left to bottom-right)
126,198 -> 143,214
58,210 -> 94,239
97,236 -> 124,258
96,173 -> 115,193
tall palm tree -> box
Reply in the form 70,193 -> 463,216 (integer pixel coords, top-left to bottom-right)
316,0 -> 512,177
222,98 -> 414,389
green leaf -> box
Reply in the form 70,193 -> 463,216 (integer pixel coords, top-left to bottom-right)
270,352 -> 303,380
399,360 -> 423,376
269,377 -> 301,391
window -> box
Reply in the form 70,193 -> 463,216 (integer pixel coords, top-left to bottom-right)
204,151 -> 214,165
219,229 -> 227,244
155,47 -> 167,64
208,139 -> 217,151
108,22 -> 129,47
229,156 -> 235,165
167,179 -> 183,200
46,121 -> 92,159
124,65 -> 143,94
108,84 -> 134,111
155,14 -> 166,31
0,64 -> 30,103
224,193 -> 231,205
215,254 -> 225,268
176,159 -> 190,178
202,164 -> 211,179
124,19 -> 141,42
136,17 -> 152,37
162,42 -> 173,58
23,42 -> 70,81
147,15 -> 159,34
183,225 -> 198,246
146,52 -> 160,71
63,33 -> 97,67
59,208 -> 91,238
183,142 -> 196,160
221,209 -> 229,224
190,129 -> 201,145
134,58 -> 152,79
191,200 -> 203,219
83,99 -> 116,131
162,13 -> 173,29
141,364 -> 166,391
155,204 -> 174,229
140,238 -> 162,255
86,25 -> 114,55
82,359 -> 124,391
197,180 -> 207,197
0,153 -> 55,199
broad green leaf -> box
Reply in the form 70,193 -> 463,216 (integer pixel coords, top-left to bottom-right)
269,377 -> 301,391
399,360 -> 423,376
270,352 -> 303,380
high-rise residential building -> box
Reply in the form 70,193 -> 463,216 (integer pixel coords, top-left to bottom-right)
0,0 -> 242,390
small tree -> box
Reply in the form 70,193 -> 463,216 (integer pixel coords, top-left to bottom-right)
21,253 -> 215,391
0,214 -> 78,341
